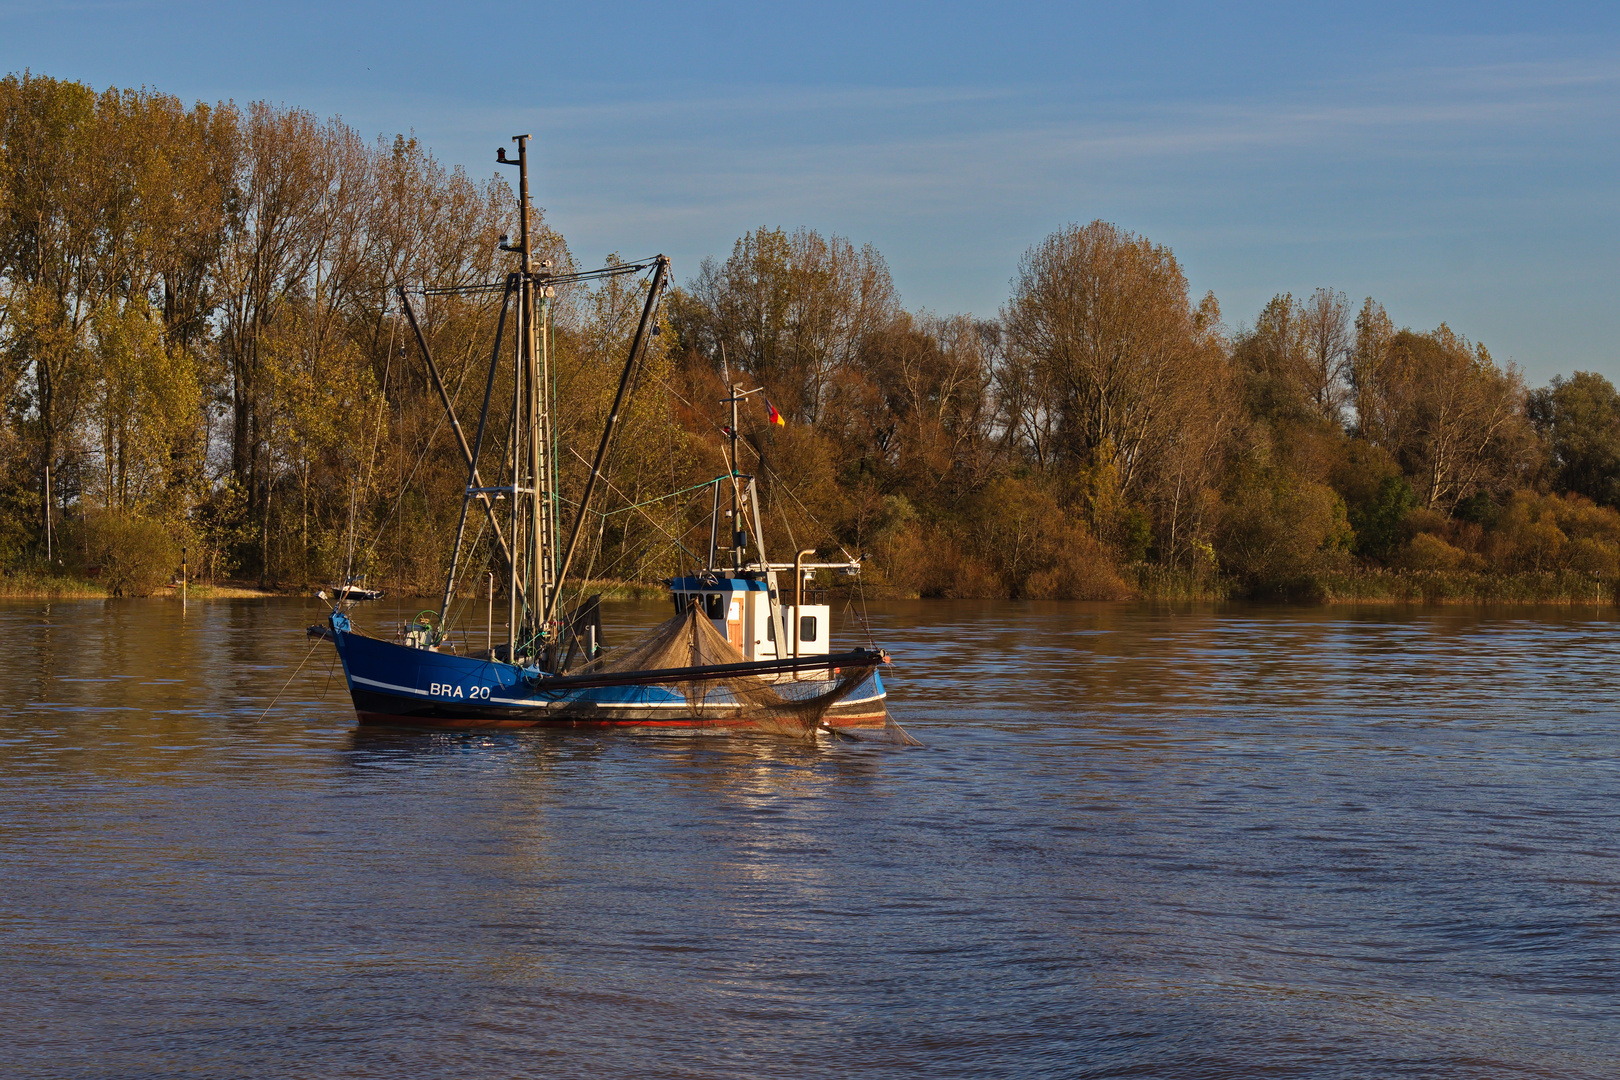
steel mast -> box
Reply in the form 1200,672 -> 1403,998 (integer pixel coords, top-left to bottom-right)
414,138 -> 666,668
496,134 -> 558,661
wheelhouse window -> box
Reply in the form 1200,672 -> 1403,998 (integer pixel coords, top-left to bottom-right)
799,615 -> 818,643
705,593 -> 726,620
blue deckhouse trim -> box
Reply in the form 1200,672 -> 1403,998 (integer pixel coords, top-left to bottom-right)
668,577 -> 767,592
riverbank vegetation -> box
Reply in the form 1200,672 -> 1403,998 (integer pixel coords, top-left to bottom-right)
4,72 -> 1619,603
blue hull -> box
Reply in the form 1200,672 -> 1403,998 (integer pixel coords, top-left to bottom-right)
329,629 -> 887,730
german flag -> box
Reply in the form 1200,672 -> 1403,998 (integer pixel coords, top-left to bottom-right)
766,399 -> 785,427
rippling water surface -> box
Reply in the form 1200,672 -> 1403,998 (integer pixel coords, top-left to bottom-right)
3,597 -> 1619,1078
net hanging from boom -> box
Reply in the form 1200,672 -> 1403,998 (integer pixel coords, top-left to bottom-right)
569,607 -> 910,741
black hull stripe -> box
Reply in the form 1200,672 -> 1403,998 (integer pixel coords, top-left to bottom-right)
346,687 -> 888,730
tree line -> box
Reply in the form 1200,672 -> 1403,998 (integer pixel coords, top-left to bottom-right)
5,71 -> 1619,601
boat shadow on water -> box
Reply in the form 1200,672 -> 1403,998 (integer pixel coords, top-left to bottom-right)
335,723 -> 917,777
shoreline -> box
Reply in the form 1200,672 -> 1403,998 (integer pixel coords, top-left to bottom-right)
0,577 -> 671,602
1,586 -> 1615,609
0,584 -> 283,600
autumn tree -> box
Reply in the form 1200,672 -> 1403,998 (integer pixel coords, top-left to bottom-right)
677,227 -> 898,422
1235,293 -> 1310,425
88,298 -> 201,513
1236,288 -> 1352,430
1300,288 -> 1353,425
8,70 -> 1616,603
810,311 -> 1000,499
1528,371 -> 1620,508
1000,220 -> 1231,559
1353,313 -> 1529,511
0,75 -> 106,537
1,76 -> 229,548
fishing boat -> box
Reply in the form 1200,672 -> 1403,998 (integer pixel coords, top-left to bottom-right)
324,579 -> 384,604
321,135 -> 891,734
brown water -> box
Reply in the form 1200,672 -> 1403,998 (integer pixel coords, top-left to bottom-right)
2,597 -> 1619,1078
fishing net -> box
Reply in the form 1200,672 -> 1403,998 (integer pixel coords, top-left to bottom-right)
577,607 -> 916,742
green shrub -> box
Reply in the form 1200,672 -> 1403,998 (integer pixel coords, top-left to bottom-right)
75,512 -> 180,597
1398,532 -> 1469,571
1350,474 -> 1418,562
1217,471 -> 1353,591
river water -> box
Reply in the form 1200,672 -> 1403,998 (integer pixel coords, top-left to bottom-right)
2,597 -> 1618,1078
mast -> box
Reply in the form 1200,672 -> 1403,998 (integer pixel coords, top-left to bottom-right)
730,383 -> 741,574
423,134 -> 666,664
490,134 -> 562,662
505,281 -> 521,656
712,386 -> 788,654
519,138 -> 546,633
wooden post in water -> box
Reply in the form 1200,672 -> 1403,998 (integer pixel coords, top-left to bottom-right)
181,547 -> 187,612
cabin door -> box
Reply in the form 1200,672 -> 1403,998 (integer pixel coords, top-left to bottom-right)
726,597 -> 745,651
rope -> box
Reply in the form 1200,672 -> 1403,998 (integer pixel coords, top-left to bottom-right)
259,637 -> 324,721
572,487 -> 707,591
555,476 -> 718,520
416,258 -> 658,297
558,446 -> 701,616
653,372 -> 836,554
358,288 -> 495,572
440,512 -> 490,644
349,309 -> 397,586
856,563 -> 878,649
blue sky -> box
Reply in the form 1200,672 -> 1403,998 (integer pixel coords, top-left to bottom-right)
4,1 -> 1619,384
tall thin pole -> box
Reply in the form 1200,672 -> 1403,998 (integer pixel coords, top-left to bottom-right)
500,134 -> 536,658
541,289 -> 557,597
730,385 -> 741,574
506,359 -> 521,657
794,548 -> 814,658
436,276 -> 514,632
43,465 -> 51,563
524,282 -> 542,639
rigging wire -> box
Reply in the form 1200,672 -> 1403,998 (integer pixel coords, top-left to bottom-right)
345,309 -> 398,591
652,371 -> 851,563
558,446 -> 702,618
647,369 -> 879,646
416,259 -> 660,297
619,491 -> 710,584
557,476 -> 719,520
440,511 -> 490,647
257,637 -> 324,721
564,486 -> 708,597
357,283 -> 510,577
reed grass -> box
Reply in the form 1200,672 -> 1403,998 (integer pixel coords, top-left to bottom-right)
1314,568 -> 1614,605
0,571 -> 286,600
1132,565 -> 1236,602
0,571 -> 107,598
7,567 -> 1611,607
